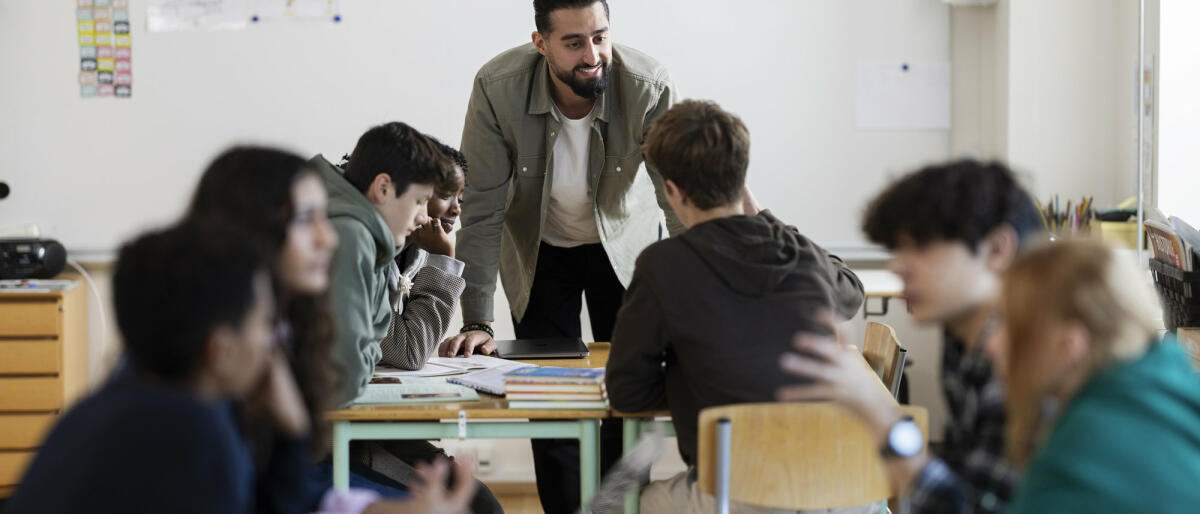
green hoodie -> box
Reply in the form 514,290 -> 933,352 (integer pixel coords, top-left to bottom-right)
1008,338 -> 1200,513
310,154 -> 398,407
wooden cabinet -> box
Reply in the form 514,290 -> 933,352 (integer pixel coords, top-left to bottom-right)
0,284 -> 87,497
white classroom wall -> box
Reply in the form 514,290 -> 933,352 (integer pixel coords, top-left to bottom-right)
1,0 -> 1156,484
1158,0 -> 1200,225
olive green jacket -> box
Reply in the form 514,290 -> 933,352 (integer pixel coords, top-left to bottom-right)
457,42 -> 683,322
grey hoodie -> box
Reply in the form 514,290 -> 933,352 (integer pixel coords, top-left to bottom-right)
606,210 -> 864,465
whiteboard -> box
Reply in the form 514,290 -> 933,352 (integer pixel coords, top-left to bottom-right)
0,0 -> 949,256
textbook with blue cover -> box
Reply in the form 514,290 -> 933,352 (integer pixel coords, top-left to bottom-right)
503,367 -> 605,384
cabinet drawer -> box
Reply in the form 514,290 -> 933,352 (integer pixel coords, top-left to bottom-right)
0,451 -> 35,487
0,414 -> 57,450
0,300 -> 59,337
0,378 -> 61,411
0,341 -> 60,374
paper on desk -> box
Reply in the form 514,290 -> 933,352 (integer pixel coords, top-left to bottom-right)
353,381 -> 479,404
374,355 -> 531,378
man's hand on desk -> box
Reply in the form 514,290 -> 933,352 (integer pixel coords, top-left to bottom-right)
775,309 -> 903,443
438,323 -> 496,357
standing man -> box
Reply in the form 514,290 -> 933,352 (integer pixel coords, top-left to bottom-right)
442,1 -> 680,511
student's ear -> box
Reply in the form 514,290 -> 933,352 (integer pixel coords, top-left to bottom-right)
532,31 -> 548,56
205,325 -> 237,384
981,225 -> 1019,273
664,179 -> 688,207
366,173 -> 392,205
1057,320 -> 1091,373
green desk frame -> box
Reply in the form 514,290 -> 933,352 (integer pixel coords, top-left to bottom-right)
332,418 -> 602,511
621,417 -> 676,514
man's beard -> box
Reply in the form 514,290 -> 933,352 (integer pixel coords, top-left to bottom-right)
550,57 -> 611,100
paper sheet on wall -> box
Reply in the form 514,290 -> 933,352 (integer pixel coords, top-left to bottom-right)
250,0 -> 342,22
79,0 -> 132,98
855,61 -> 950,130
146,0 -> 249,31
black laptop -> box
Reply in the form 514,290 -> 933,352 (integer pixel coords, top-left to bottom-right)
494,338 -> 590,359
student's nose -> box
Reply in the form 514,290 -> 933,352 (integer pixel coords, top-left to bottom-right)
584,41 -> 600,67
415,208 -> 430,227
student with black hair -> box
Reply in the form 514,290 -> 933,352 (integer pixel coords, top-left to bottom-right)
313,122 -> 464,406
778,160 -> 1043,513
314,125 -> 502,513
6,224 -> 275,514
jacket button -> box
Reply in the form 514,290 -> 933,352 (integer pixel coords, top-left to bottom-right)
551,131 -> 557,137
522,166 -> 528,172
615,166 -> 622,172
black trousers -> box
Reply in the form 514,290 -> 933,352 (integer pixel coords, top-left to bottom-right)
515,242 -> 626,514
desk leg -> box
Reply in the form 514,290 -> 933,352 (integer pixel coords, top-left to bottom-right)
332,421 -> 351,491
623,418 -> 643,514
578,419 -> 601,510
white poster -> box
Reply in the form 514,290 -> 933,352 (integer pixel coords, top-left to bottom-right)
855,60 -> 951,130
146,0 -> 249,32
249,0 -> 342,23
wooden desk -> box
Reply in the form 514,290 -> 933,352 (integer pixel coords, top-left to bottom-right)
855,269 -> 903,318
326,343 -> 612,510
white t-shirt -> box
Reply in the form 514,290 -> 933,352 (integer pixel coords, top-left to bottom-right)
541,103 -> 601,247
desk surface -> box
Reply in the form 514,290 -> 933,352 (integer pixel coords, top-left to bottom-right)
855,269 -> 903,298
327,343 -> 612,421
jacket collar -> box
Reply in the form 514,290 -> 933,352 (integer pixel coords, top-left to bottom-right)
527,53 -> 611,123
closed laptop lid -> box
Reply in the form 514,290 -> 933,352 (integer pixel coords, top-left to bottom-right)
494,338 -> 589,359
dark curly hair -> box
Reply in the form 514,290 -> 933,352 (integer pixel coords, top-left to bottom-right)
186,146 -> 338,458
862,159 -> 1044,252
534,0 -> 609,34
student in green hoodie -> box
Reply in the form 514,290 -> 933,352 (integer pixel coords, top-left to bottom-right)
605,99 -> 865,513
994,238 -> 1200,513
311,122 -> 463,407
313,122 -> 504,514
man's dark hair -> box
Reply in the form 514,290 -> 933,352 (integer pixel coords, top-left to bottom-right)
342,122 -> 452,197
534,0 -> 609,34
113,223 -> 266,383
862,159 -> 1044,252
642,99 -> 749,210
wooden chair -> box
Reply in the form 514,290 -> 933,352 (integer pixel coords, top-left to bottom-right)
862,321 -> 907,397
698,402 -> 929,512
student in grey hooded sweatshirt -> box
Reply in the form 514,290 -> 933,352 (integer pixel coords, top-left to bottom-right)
605,100 -> 865,514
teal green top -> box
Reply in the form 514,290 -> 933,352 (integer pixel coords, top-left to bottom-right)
1008,338 -> 1200,513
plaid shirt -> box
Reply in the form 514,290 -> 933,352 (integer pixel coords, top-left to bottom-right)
908,329 -> 1019,514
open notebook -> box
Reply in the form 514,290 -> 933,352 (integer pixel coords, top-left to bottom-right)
447,361 -> 537,396
374,354 -> 528,378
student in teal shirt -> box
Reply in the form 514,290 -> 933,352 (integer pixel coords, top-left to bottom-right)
993,238 -> 1200,513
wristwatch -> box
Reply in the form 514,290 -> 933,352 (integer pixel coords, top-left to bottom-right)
880,415 -> 923,459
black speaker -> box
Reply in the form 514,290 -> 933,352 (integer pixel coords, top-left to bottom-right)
0,238 -> 67,279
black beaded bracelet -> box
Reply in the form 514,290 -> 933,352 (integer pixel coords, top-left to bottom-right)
460,323 -> 494,338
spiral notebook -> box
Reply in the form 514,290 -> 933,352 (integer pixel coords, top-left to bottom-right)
447,361 -> 536,396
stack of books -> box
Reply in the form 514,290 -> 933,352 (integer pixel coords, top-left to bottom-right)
503,367 -> 608,409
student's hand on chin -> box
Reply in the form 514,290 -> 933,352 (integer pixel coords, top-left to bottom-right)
438,330 -> 496,358
776,310 -> 900,435
251,347 -> 310,439
411,220 -> 455,257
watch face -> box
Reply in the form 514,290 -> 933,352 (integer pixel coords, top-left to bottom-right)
889,420 -> 924,457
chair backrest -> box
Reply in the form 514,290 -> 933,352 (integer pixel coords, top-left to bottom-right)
862,321 -> 906,397
697,402 -> 929,510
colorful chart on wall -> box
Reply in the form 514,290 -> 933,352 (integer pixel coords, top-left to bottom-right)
78,0 -> 132,98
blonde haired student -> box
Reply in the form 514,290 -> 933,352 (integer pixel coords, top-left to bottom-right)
992,238 -> 1200,512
